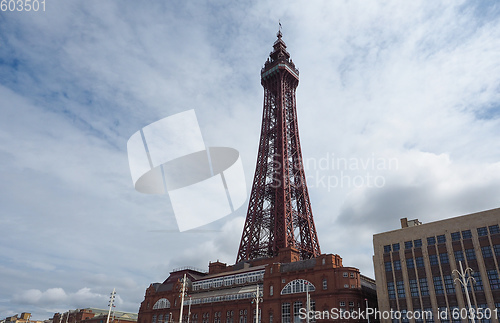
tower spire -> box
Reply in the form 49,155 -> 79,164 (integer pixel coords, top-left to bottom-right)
236,32 -> 321,263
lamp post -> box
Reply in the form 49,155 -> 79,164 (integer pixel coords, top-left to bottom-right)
106,289 -> 116,323
179,274 -> 188,323
251,285 -> 263,323
187,296 -> 192,323
365,298 -> 370,323
453,261 -> 476,323
304,281 -> 311,323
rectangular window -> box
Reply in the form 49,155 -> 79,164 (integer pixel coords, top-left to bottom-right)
433,276 -> 444,294
392,243 -> 400,251
451,232 -> 461,241
443,275 -> 455,294
387,282 -> 396,299
322,279 -> 327,290
461,230 -> 472,240
450,307 -> 461,323
393,260 -> 401,271
494,244 -> 500,256
405,241 -> 413,249
465,249 -> 476,260
477,227 -> 488,236
415,256 -> 424,268
472,272 -> 483,291
293,301 -> 302,323
339,301 -> 345,307
414,239 -> 422,248
281,303 -> 290,323
413,310 -> 423,323
270,285 -> 273,296
437,234 -> 446,243
406,258 -> 414,269
454,250 -> 464,262
477,304 -> 491,323
429,254 -> 439,266
427,236 -> 436,245
343,272 -> 348,277
438,308 -> 448,323
400,310 -> 408,323
349,301 -> 354,307
419,278 -> 429,296
487,269 -> 500,289
396,281 -> 406,298
489,224 -> 500,235
384,262 -> 392,272
439,253 -> 449,264
424,308 -> 434,323
384,245 -> 391,253
482,246 -> 493,258
409,279 -> 419,297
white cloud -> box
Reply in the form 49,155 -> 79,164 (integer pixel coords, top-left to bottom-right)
1,0 -> 500,320
13,288 -> 66,306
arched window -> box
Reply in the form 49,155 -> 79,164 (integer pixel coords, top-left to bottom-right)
153,298 -> 171,310
280,279 -> 315,295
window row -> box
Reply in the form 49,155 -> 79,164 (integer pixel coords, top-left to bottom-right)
383,224 -> 500,253
387,269 -> 500,300
385,246 -> 500,273
183,289 -> 263,306
192,270 -> 264,291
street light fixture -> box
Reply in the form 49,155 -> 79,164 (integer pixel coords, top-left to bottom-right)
106,289 -> 116,323
251,285 -> 263,323
179,274 -> 188,323
453,261 -> 476,323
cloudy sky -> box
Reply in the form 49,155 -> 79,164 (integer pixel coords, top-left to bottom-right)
2,0 -> 500,320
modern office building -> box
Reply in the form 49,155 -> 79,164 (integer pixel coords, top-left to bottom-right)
373,207 -> 500,322
137,30 -> 377,323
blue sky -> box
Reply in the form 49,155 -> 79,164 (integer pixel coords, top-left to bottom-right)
2,0 -> 500,320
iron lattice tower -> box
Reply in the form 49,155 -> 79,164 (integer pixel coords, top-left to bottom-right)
236,30 -> 321,262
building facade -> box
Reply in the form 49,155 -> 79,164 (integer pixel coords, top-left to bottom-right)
373,207 -> 500,323
138,249 -> 376,323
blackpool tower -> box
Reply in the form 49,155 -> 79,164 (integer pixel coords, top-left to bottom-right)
236,29 -> 321,262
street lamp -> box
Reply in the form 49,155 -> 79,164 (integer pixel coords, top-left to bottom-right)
304,281 -> 311,323
106,289 -> 116,323
251,285 -> 263,323
453,261 -> 476,323
365,299 -> 370,323
187,296 -> 192,323
179,274 -> 188,323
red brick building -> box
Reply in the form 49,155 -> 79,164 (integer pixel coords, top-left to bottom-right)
137,248 -> 376,323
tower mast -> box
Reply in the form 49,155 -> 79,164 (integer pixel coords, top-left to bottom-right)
236,29 -> 321,262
